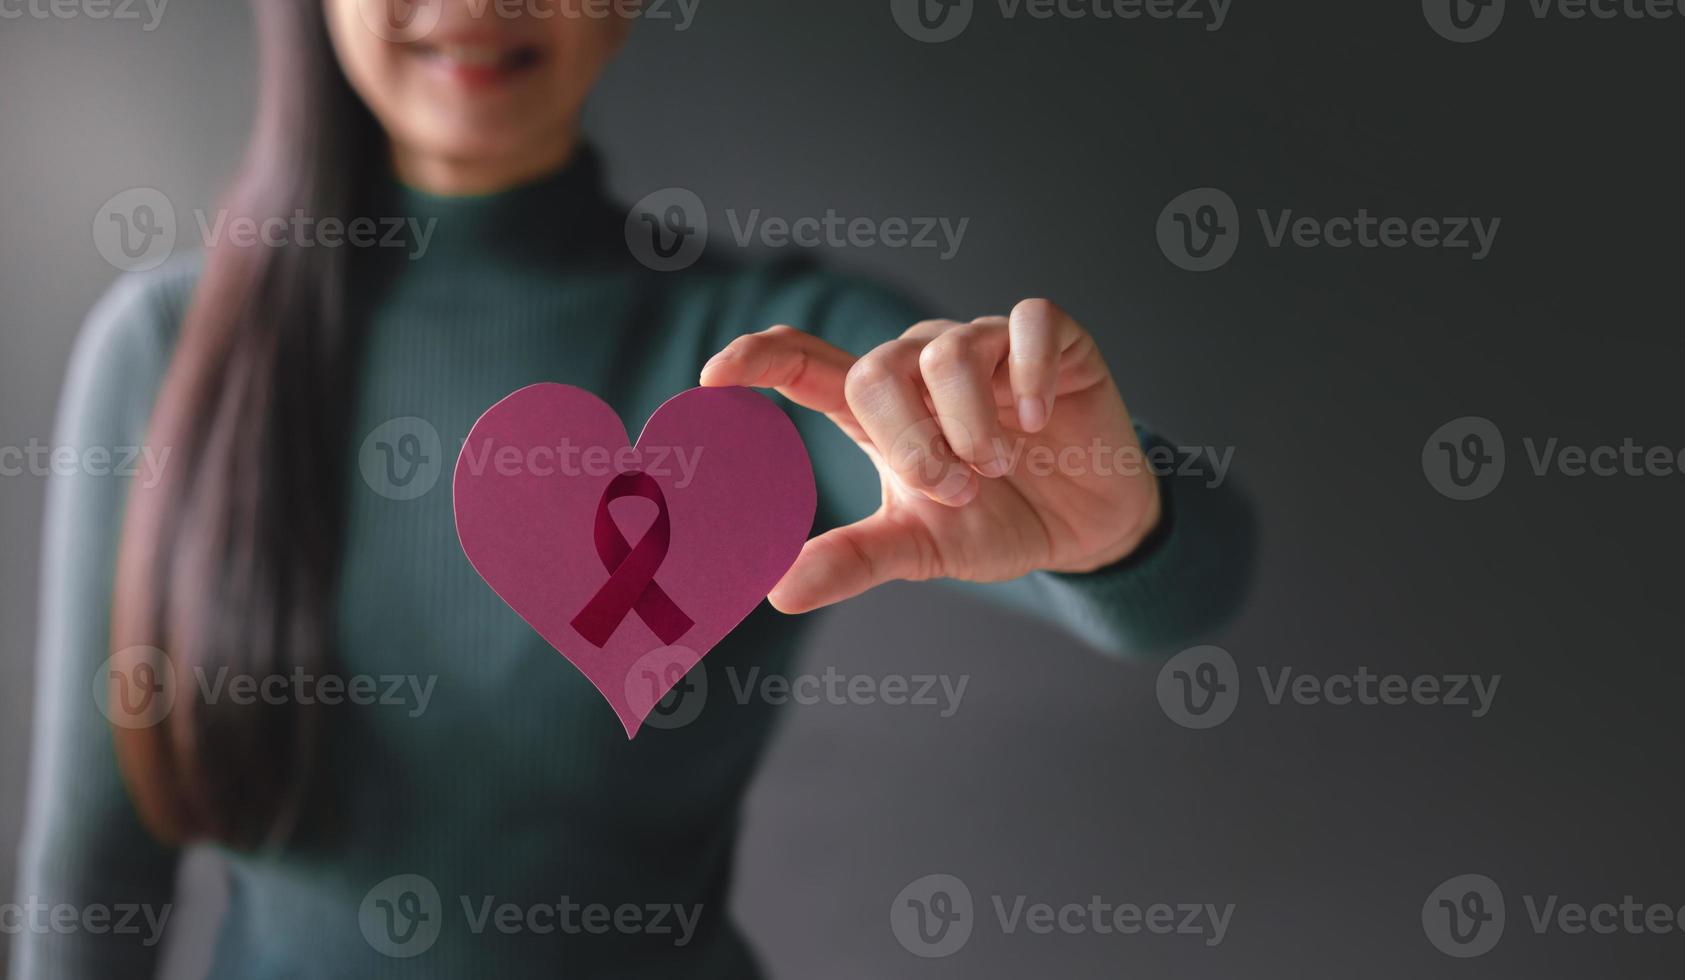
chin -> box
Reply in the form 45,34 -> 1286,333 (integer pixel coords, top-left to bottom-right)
408,114 -> 568,165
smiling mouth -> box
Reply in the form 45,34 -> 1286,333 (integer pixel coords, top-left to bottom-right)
410,41 -> 544,87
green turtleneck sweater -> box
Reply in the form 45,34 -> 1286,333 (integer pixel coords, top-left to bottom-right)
12,153 -> 1252,979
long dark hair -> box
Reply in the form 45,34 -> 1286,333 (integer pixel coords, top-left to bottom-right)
112,0 -> 383,847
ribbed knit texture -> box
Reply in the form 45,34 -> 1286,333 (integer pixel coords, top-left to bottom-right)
11,151 -> 1253,979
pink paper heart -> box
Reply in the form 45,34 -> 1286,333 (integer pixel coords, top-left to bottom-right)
453,384 -> 816,736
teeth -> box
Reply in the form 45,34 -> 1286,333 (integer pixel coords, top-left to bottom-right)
435,44 -> 504,67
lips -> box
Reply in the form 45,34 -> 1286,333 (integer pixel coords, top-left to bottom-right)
410,39 -> 543,87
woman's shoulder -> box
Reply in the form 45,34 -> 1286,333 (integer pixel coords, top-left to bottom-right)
61,252 -> 202,444
75,252 -> 200,367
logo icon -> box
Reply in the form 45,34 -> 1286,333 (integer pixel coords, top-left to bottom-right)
888,414 -> 975,502
357,0 -> 445,42
360,873 -> 442,958
1423,873 -> 1505,957
1156,645 -> 1239,729
625,188 -> 708,272
891,873 -> 974,957
1422,416 -> 1505,500
93,646 -> 176,729
624,646 -> 708,731
1423,0 -> 1505,42
890,0 -> 974,42
1156,188 -> 1240,272
93,188 -> 177,273
360,417 -> 443,501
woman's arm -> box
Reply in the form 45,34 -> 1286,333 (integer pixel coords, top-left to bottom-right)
940,420 -> 1255,655
11,273 -> 185,979
703,272 -> 1254,658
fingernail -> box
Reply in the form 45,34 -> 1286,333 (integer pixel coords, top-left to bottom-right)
1018,395 -> 1049,433
931,466 -> 977,506
976,455 -> 1010,478
935,479 -> 978,507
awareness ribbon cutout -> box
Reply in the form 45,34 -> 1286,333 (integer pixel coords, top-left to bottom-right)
570,471 -> 694,648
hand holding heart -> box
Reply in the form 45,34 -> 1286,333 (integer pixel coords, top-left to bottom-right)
453,297 -> 1160,735
700,298 -> 1162,614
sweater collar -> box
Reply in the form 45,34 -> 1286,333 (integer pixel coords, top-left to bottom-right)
386,145 -> 623,265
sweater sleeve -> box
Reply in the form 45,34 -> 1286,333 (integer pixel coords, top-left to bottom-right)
745,269 -> 1256,659
10,271 -> 185,979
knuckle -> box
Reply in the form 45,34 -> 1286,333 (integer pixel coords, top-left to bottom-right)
917,333 -> 974,380
901,318 -> 957,340
729,334 -> 766,360
951,320 -> 997,347
844,351 -> 898,398
907,525 -> 941,582
832,531 -> 877,584
1008,344 -> 1050,366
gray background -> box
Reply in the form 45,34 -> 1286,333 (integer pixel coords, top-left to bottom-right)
2,0 -> 1681,977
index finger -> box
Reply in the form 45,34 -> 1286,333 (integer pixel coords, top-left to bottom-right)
699,324 -> 856,416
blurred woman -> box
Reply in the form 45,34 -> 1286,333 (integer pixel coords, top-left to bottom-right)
13,1 -> 1250,976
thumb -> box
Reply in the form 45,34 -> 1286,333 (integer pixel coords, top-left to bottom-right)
767,513 -> 932,614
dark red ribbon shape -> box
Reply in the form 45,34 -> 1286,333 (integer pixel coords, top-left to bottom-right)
571,471 -> 693,648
